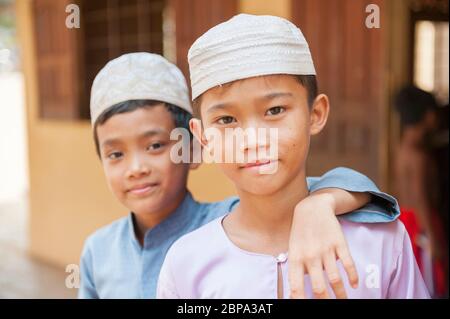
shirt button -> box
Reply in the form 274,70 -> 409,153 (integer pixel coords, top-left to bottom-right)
276,253 -> 288,263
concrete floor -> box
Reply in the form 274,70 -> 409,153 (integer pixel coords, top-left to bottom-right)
0,198 -> 77,299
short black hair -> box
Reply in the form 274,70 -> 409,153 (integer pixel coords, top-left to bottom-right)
295,74 -> 318,107
93,99 -> 192,157
192,74 -> 318,118
394,85 -> 438,126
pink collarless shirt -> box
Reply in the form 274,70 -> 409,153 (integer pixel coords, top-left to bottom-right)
157,215 -> 430,299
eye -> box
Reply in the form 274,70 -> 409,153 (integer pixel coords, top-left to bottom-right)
147,142 -> 165,151
107,151 -> 123,160
216,116 -> 236,125
265,106 -> 285,116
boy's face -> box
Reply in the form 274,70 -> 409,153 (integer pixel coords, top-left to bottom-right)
96,104 -> 191,215
191,74 -> 329,195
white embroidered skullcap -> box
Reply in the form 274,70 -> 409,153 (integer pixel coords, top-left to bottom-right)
90,52 -> 192,125
188,14 -> 316,100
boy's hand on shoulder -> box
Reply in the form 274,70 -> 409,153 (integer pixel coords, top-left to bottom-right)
288,192 -> 359,299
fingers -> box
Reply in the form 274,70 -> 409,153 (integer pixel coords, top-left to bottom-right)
336,244 -> 359,289
323,253 -> 347,299
306,259 -> 330,299
288,262 -> 305,299
290,249 -> 356,299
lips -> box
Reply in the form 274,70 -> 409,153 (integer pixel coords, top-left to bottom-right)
241,160 -> 272,169
240,159 -> 279,170
127,183 -> 158,195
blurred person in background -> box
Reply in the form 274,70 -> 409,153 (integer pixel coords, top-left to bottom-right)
394,85 -> 448,298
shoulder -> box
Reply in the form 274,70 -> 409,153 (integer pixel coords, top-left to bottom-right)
169,216 -> 223,252
340,217 -> 407,237
340,218 -> 408,254
164,216 -> 225,266
82,216 -> 129,255
401,146 -> 428,167
159,216 -> 228,298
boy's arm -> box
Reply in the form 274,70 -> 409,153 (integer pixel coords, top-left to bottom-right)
306,167 -> 400,222
409,153 -> 443,259
289,167 -> 400,299
78,242 -> 99,299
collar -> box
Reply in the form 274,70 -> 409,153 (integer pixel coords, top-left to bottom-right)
127,191 -> 200,249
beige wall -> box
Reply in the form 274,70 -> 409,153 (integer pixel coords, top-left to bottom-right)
16,0 -> 238,267
18,0 -> 120,267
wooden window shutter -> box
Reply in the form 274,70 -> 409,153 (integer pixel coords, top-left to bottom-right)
292,0 -> 386,184
32,0 -> 82,119
78,0 -> 165,119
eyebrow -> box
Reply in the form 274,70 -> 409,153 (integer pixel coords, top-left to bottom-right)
101,129 -> 167,148
259,92 -> 293,101
206,102 -> 232,114
139,129 -> 167,139
206,92 -> 294,114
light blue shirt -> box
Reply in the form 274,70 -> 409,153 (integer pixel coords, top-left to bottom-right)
78,167 -> 400,299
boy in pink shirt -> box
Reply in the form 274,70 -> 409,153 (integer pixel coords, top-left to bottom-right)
157,14 -> 429,299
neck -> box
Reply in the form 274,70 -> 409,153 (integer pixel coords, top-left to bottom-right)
234,170 -> 309,236
402,126 -> 427,147
133,188 -> 187,245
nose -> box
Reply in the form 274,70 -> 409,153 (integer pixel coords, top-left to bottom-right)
241,124 -> 270,153
241,123 -> 278,162
126,152 -> 151,179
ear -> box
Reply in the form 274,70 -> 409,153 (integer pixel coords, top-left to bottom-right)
309,94 -> 330,135
189,140 -> 202,170
189,118 -> 208,147
189,118 -> 203,170
189,162 -> 201,170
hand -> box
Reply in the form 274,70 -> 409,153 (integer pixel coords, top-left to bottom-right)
288,192 -> 359,299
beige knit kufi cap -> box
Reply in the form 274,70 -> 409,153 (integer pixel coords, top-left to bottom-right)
90,52 -> 192,125
188,14 -> 316,100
